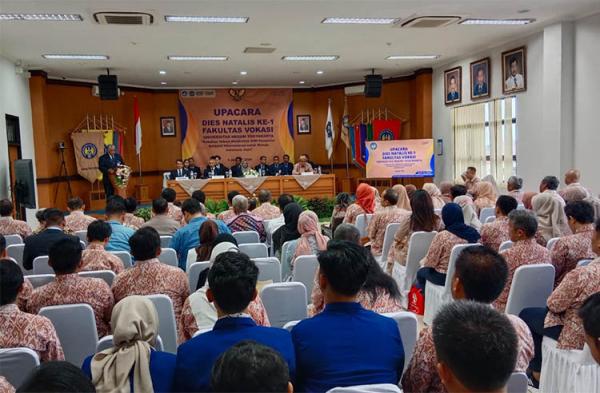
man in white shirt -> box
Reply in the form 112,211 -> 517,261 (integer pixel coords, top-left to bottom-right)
505,57 -> 524,91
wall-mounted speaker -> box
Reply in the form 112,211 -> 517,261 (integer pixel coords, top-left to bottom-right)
364,74 -> 383,97
97,74 -> 119,100
14,159 -> 36,209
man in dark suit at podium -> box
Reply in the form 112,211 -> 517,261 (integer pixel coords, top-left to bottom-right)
170,159 -> 189,180
98,144 -> 125,199
280,154 -> 294,175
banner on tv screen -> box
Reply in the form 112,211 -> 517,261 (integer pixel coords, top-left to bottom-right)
366,139 -> 434,178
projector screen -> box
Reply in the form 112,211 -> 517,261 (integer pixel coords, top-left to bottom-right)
366,139 -> 434,178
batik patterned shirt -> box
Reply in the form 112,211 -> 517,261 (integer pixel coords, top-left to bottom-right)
217,208 -> 235,222
168,203 -> 185,225
64,210 -> 96,233
310,285 -> 402,317
367,206 -> 411,256
226,213 -> 266,242
80,242 -> 125,274
123,213 -> 145,230
252,203 -> 281,221
342,204 -> 367,225
18,278 -> 33,312
0,216 -> 32,238
551,224 -> 596,286
0,376 -> 14,393
480,216 -> 510,252
423,231 -> 469,274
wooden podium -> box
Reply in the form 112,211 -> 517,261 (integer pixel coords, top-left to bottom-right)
108,171 -> 128,198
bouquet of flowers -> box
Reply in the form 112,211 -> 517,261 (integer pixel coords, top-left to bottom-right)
242,168 -> 259,177
115,165 -> 131,188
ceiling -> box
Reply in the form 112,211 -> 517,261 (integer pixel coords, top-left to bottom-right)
1,0 -> 599,88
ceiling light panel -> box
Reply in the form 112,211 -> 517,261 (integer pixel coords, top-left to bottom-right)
168,56 -> 228,61
322,17 -> 397,24
386,55 -> 439,60
459,18 -> 535,25
282,56 -> 339,61
0,13 -> 82,21
165,16 -> 248,23
42,54 -> 108,60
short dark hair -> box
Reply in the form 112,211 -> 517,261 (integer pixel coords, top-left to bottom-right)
333,223 -> 361,244
124,197 -> 138,213
0,199 -> 13,216
161,188 -> 177,203
176,159 -> 183,163
66,197 -> 84,210
181,198 -> 202,215
542,175 -> 560,190
433,301 -> 518,392
208,252 -> 258,314
235,156 -> 242,161
0,259 -> 23,306
507,176 -> 523,190
129,227 -> 160,261
277,194 -> 293,211
257,189 -> 271,204
215,155 -> 221,160
510,56 -> 519,66
152,198 -> 168,215
227,191 -> 240,204
467,166 -> 476,172
17,361 -> 95,392
36,209 -> 46,223
86,220 -> 112,243
260,155 -> 267,160
496,195 -> 518,216
455,246 -> 508,303
383,188 -> 399,205
564,201 -> 595,224
49,237 -> 82,274
192,190 -> 207,204
43,208 -> 65,227
0,234 -> 6,256
317,240 -> 369,296
579,293 -> 600,339
508,209 -> 538,237
105,196 -> 126,215
283,154 -> 290,159
211,340 -> 289,392
450,185 -> 467,199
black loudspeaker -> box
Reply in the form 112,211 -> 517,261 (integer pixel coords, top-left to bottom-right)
14,159 -> 36,209
98,74 -> 119,100
364,74 -> 383,97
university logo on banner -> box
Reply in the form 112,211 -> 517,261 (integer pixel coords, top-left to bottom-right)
71,132 -> 105,183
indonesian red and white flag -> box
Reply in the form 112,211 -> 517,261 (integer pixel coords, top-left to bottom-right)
134,97 -> 142,155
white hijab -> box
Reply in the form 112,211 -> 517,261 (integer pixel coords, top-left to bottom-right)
454,195 -> 482,231
532,191 -> 570,241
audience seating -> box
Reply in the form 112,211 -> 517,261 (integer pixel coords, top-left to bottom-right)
109,251 -> 133,269
74,230 -> 88,246
0,347 -> 40,389
577,259 -> 593,267
355,214 -> 374,238
6,244 -> 28,274
253,257 -> 282,283
27,274 -> 55,288
479,207 -> 496,223
382,311 -> 418,374
282,320 -> 300,331
327,384 -> 402,393
280,240 -> 294,280
505,264 -> 556,316
499,240 -> 514,253
158,247 -> 179,267
517,203 -> 525,210
4,234 -> 23,246
79,240 -> 86,250
374,223 -> 401,267
232,231 -> 260,244
260,282 -> 308,328
160,235 -> 172,248
546,237 -> 560,251
32,256 -> 52,275
484,216 -> 496,224
39,303 -> 98,366
424,244 -> 480,325
96,335 -> 164,352
291,255 -> 319,304
239,243 -> 269,259
434,208 -> 442,216
187,261 -> 211,294
186,248 -> 198,271
507,372 -> 528,393
79,270 -> 117,286
146,294 -> 178,354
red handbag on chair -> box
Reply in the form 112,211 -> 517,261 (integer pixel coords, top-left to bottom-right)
408,285 -> 425,315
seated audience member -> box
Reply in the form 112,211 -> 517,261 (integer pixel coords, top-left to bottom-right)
212,340 -> 293,393
579,293 -> 600,365
123,197 -> 144,229
393,184 -> 412,211
449,184 -> 467,200
268,193 -> 294,233
416,203 -> 480,290
272,202 -> 303,256
82,296 -> 176,393
0,235 -> 32,311
472,181 -> 497,214
494,210 -> 551,311
453,195 -> 482,231
170,198 -> 230,266
175,252 -> 294,392
217,190 -> 240,222
255,155 -> 270,176
432,302 -> 518,393
32,209 -> 47,234
532,175 -> 571,241
387,190 -> 442,272
280,154 -> 294,175
292,241 -> 404,392
64,197 -> 95,233
283,210 -> 328,271
333,223 -> 361,244
0,198 -> 32,239
559,169 -> 590,202
230,156 -> 244,178
519,218 -> 600,385
161,187 -> 184,224
402,246 -> 534,393
439,181 -> 454,204
368,188 -> 411,256
522,191 -> 538,210
405,184 -> 417,199
481,195 -> 519,251
18,361 -> 94,392
226,195 -> 266,242
191,190 -> 216,219
112,227 -> 189,340
169,159 -> 188,180
292,154 -> 313,175
0,261 -> 64,361
142,197 -> 181,236
253,190 -> 281,220
268,155 -> 282,176
0,377 -> 13,393
461,166 -> 480,191
80,220 -> 125,274
304,154 -> 317,169
103,196 -> 135,252
22,208 -> 76,271
507,176 -> 525,203
329,192 -> 351,235
195,220 -> 219,262
213,155 -> 228,176
423,183 -> 446,210
343,183 -> 376,225
29,238 -> 114,337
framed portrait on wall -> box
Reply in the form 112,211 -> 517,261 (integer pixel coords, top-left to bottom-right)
160,117 -> 176,137
444,66 -> 462,105
502,46 -> 527,94
470,57 -> 491,100
297,114 -> 311,134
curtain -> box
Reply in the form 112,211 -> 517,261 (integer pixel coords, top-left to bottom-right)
453,102 -> 486,180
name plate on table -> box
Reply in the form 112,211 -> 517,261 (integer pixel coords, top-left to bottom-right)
175,176 -> 189,180
301,172 -> 314,176
212,175 -> 225,179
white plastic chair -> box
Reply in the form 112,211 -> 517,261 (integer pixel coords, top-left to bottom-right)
186,248 -> 198,271
39,303 -> 98,366
253,257 -> 282,282
79,270 -> 116,286
327,384 -> 402,393
75,230 -> 88,246
434,208 -> 442,216
232,231 -> 260,244
239,243 -> 269,259
158,248 -> 179,267
79,240 -> 86,250
6,244 -> 27,274
260,282 -> 308,327
517,203 -> 525,210
109,251 -> 132,268
33,256 -> 53,275
355,214 -> 374,238
160,236 -> 172,249
283,320 -> 301,331
26,274 -> 55,288
4,234 -> 23,246
505,264 -> 555,316
546,237 -> 560,251
507,372 -> 528,393
146,294 -> 178,354
291,255 -> 319,304
374,223 -> 401,267
383,311 -> 418,374
280,240 -> 295,280
577,259 -> 593,267
96,335 -> 164,352
0,347 -> 40,388
188,261 -> 211,293
479,207 -> 496,223
499,240 -> 514,253
484,215 -> 496,224
423,244 -> 480,325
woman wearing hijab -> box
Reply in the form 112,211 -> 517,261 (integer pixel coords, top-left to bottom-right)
454,195 -> 482,231
343,183 -> 376,224
82,296 -> 176,393
416,203 -> 481,290
472,181 -> 497,214
439,181 -> 454,204
195,220 -> 219,262
272,203 -> 303,255
532,192 -> 571,242
282,210 -> 329,272
405,184 -> 417,200
329,192 -> 351,235
392,184 -> 412,211
422,183 -> 446,210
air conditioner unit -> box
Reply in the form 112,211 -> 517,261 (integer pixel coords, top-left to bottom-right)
344,85 -> 365,96
94,12 -> 154,25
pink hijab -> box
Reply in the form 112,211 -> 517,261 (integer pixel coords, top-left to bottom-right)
423,183 -> 446,210
293,210 -> 329,260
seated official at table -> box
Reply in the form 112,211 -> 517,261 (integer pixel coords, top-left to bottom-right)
170,159 -> 189,180
204,156 -> 225,178
214,155 -> 229,176
230,156 -> 244,178
185,158 -> 200,179
255,155 -> 269,176
305,154 -> 318,170
292,154 -> 313,175
280,154 -> 294,175
268,155 -> 283,176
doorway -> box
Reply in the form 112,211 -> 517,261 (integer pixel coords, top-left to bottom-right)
6,114 -> 24,219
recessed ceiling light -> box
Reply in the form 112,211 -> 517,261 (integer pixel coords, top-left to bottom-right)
42,54 -> 108,60
159,70 -> 166,75
165,15 -> 248,23
161,82 -> 167,85
240,71 -> 248,75
168,56 -> 228,61
459,18 -> 535,25
282,56 -> 339,61
0,13 -> 82,21
316,70 -> 324,75
232,81 -> 239,85
299,81 -> 305,84
322,17 -> 397,24
386,55 -> 440,60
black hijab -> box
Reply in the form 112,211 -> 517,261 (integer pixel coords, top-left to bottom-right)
272,203 -> 303,253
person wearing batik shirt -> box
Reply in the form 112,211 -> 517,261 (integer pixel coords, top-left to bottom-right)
28,238 -> 114,338
0,234 -> 32,311
343,183 -> 376,225
123,197 -> 145,229
217,191 -> 240,222
461,166 -> 480,191
161,188 -> 185,225
64,197 -> 96,233
80,220 -> 125,274
0,376 -> 14,393
481,195 -> 518,251
226,195 -> 266,242
472,181 -> 497,215
506,176 -> 525,203
402,246 -> 533,393
367,188 -> 411,256
252,190 -> 282,221
0,260 -> 64,362
494,210 -> 551,312
532,176 -> 571,242
0,198 -> 32,239
112,227 -> 189,342
551,201 -> 597,286
559,169 -> 591,202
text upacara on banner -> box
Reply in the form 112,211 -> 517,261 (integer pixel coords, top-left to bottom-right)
366,139 -> 435,178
